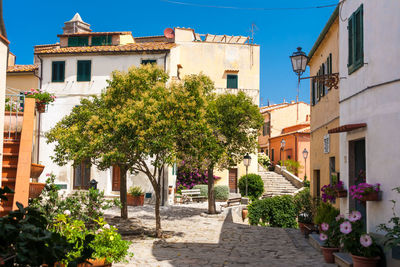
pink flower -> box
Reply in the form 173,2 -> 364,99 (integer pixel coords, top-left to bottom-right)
349,211 -> 362,222
340,221 -> 352,234
103,224 -> 110,229
319,233 -> 328,241
46,173 -> 51,176
321,222 -> 329,231
336,214 -> 344,221
360,234 -> 372,247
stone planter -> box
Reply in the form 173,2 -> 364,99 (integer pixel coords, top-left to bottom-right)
29,182 -> 46,199
360,191 -> 382,202
127,194 -> 144,206
30,163 -> 45,179
321,247 -> 339,263
351,254 -> 380,267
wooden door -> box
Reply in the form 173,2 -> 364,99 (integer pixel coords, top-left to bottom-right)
228,168 -> 238,193
112,165 -> 120,191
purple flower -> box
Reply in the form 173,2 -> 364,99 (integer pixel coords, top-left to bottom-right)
319,233 -> 328,241
340,221 -> 352,234
349,211 -> 362,222
321,222 -> 329,232
360,234 -> 372,247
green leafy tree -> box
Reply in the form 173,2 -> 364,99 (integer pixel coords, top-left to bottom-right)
47,65 -> 197,237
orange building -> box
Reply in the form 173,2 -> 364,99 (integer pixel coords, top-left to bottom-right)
269,123 -> 310,180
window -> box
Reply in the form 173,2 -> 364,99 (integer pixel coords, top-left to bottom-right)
227,74 -> 238,89
68,36 -> 89,47
262,121 -> 270,136
141,59 -> 157,65
311,53 -> 333,106
92,35 -> 112,46
324,134 -> 330,154
77,60 -> 91,82
348,4 -> 364,74
271,148 -> 274,161
52,61 -> 65,82
73,160 -> 91,189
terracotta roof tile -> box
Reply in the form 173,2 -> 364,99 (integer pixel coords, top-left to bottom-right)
57,31 -> 131,37
7,65 -> 38,73
34,42 -> 176,55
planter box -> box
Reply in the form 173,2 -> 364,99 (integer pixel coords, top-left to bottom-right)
127,194 -> 144,206
360,191 -> 382,202
30,163 -> 45,179
335,189 -> 348,198
29,182 -> 46,199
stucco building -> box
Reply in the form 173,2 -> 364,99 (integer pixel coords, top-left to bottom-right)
6,52 -> 39,94
34,14 -> 260,202
307,7 -> 340,205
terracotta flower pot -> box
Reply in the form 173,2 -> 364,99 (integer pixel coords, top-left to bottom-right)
360,191 -> 382,202
351,254 -> 380,267
36,102 -> 47,113
321,247 -> 339,263
29,182 -> 46,199
30,163 -> 45,179
127,194 -> 144,206
53,258 -> 111,267
242,208 -> 248,221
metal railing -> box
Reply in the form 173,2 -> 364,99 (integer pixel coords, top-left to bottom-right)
4,94 -> 25,141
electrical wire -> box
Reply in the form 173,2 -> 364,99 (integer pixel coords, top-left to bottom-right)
160,0 -> 340,11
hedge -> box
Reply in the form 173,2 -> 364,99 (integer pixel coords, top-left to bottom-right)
238,174 -> 264,200
248,195 -> 297,228
193,185 -> 229,201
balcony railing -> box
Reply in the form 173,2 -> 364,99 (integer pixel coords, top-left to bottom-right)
4,94 -> 25,141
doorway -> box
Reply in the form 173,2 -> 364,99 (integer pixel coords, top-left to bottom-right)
228,168 -> 238,193
349,139 -> 366,228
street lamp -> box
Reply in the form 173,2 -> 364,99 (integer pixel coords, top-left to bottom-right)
280,139 -> 286,167
290,47 -> 308,122
243,153 -> 252,197
302,148 -> 309,180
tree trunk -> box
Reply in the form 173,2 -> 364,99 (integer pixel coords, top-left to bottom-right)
155,181 -> 162,237
207,166 -> 216,214
119,165 -> 128,219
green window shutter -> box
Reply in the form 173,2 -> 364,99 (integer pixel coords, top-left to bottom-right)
348,4 -> 363,74
68,37 -> 89,47
266,121 -> 270,135
311,78 -> 315,106
141,59 -> 157,65
52,61 -> 65,82
227,74 -> 238,89
92,35 -> 112,46
329,53 -> 332,74
355,5 -> 363,65
77,60 -> 91,82
348,15 -> 354,67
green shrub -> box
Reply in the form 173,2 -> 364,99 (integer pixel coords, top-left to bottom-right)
248,195 -> 297,228
314,201 -> 340,225
193,185 -> 229,201
293,188 -> 313,224
193,185 -> 208,197
128,186 -> 144,196
238,174 -> 264,200
284,159 -> 302,175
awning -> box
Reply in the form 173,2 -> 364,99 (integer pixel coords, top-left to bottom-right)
328,123 -> 367,134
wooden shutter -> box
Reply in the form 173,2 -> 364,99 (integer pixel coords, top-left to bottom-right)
227,74 -> 238,89
92,35 -> 112,46
52,61 -> 65,82
355,5 -> 363,64
348,16 -> 354,67
112,165 -> 121,191
77,60 -> 91,82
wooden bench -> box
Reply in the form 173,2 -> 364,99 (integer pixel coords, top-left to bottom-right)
181,189 -> 201,203
220,197 -> 242,210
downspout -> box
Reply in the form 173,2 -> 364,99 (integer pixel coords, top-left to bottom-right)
36,55 -> 43,164
163,52 -> 168,73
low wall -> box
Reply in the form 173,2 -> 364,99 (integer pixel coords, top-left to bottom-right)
274,165 -> 303,189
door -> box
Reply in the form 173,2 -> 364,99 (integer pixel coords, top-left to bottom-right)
353,139 -> 366,228
228,168 -> 238,193
112,165 -> 120,191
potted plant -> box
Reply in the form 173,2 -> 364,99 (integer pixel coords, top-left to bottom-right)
349,183 -> 382,202
378,187 -> 400,259
314,202 -> 340,230
24,89 -> 56,113
340,211 -> 381,267
319,215 -> 344,263
127,186 -> 144,206
321,179 -> 347,203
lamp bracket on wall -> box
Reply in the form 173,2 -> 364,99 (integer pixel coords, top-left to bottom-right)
300,73 -> 339,90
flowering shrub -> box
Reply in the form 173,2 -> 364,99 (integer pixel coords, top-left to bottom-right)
24,88 -> 56,105
258,153 -> 271,168
177,169 -> 220,189
349,183 -> 380,201
319,215 -> 345,248
339,211 -> 381,258
321,180 -> 345,202
378,187 -> 400,250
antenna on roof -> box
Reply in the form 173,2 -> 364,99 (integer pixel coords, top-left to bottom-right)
250,23 -> 258,44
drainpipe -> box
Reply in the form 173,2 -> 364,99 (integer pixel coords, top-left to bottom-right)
36,55 -> 43,164
163,52 -> 168,73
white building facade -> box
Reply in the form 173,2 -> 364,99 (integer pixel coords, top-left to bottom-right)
337,1 -> 400,265
35,14 -> 260,203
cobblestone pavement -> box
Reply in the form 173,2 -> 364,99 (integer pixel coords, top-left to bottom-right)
105,203 -> 334,267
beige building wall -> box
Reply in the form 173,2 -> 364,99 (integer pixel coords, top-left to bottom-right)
308,16 -> 340,201
7,73 -> 39,92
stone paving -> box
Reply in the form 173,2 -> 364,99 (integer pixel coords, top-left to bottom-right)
105,203 -> 334,267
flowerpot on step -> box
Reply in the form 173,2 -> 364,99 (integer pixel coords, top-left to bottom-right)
321,247 -> 339,263
351,254 -> 380,267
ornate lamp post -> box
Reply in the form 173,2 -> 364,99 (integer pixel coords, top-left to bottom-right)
243,153 -> 252,197
280,139 -> 286,167
302,148 -> 309,180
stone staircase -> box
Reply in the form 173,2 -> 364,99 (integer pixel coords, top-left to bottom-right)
258,165 -> 301,197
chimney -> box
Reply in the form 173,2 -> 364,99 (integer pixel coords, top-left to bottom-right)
62,13 -> 91,34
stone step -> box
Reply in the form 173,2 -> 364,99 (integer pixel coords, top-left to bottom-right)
334,252 -> 353,267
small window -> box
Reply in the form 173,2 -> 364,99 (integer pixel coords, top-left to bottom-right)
227,74 -> 238,89
348,4 -> 364,74
73,160 -> 91,189
52,61 -> 65,82
271,148 -> 275,161
91,35 -> 112,46
77,60 -> 91,82
262,121 -> 270,136
141,59 -> 157,65
68,36 -> 89,47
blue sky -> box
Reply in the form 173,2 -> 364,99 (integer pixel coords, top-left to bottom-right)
4,0 -> 336,105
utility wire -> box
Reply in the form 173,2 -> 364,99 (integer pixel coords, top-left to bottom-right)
160,0 -> 339,11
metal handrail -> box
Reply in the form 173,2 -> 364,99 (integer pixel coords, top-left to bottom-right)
4,94 -> 25,141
